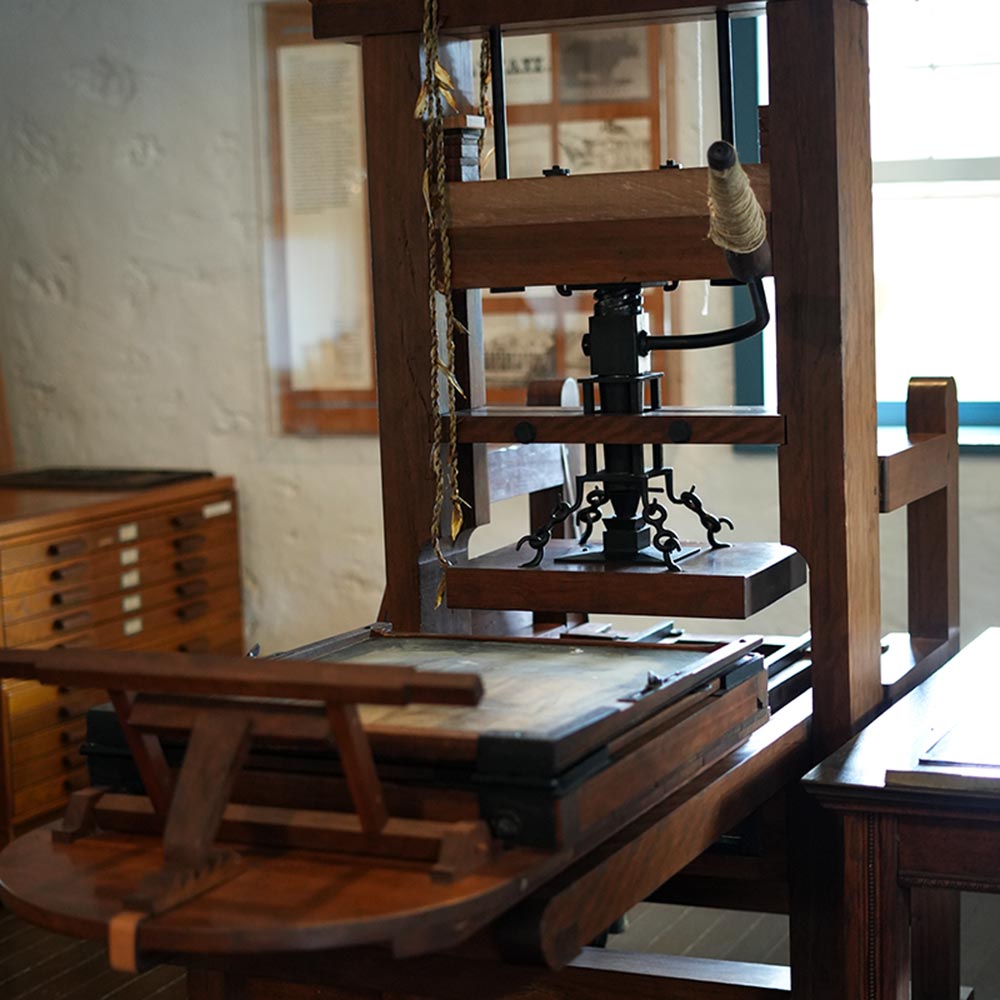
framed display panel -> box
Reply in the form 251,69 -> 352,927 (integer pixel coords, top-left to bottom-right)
264,3 -> 378,434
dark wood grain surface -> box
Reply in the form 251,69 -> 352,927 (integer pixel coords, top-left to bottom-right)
455,407 -> 786,446
445,166 -> 770,288
311,0 -> 769,39
447,540 -> 806,619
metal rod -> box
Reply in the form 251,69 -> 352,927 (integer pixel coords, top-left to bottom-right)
715,9 -> 735,146
489,25 -> 510,180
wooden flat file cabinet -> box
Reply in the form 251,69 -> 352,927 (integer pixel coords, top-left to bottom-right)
0,476 -> 243,844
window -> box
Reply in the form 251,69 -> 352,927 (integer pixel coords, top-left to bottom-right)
869,0 -> 1000,438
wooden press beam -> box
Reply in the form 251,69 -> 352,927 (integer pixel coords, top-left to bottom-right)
454,406 -> 786,446
447,166 -> 771,289
767,0 -> 882,757
311,0 -> 769,39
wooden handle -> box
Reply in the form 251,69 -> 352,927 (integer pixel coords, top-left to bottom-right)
53,610 -> 93,632
63,773 -> 88,793
61,724 -> 86,745
177,600 -> 209,622
176,579 -> 208,599
52,585 -> 91,607
54,636 -> 95,650
173,535 -> 206,554
47,539 -> 86,559
50,562 -> 87,582
178,637 -> 212,653
706,139 -> 770,276
174,556 -> 207,574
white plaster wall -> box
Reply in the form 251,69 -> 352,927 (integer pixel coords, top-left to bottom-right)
0,0 -> 386,651
1,2 -> 997,654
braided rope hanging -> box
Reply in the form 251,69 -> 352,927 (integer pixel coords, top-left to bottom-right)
416,0 -> 466,607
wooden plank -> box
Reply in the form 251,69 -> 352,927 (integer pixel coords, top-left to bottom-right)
0,478 -> 235,545
487,444 -> 565,504
97,795 -> 480,863
904,378 -> 959,646
447,539 -> 806,619
768,0 -> 882,755
447,166 -> 770,289
326,704 -> 388,833
193,951 -> 790,999
877,431 -> 949,512
311,0 -> 770,39
911,887 -> 960,1000
0,648 -> 484,706
879,631 -> 958,704
456,407 -> 786,446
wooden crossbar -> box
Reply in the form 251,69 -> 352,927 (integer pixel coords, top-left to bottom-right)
310,0 -> 768,39
0,647 -> 483,705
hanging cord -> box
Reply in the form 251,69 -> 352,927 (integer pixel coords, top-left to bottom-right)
416,0 -> 466,607
478,32 -> 494,172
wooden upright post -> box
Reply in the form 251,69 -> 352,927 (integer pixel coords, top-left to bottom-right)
361,34 -> 482,632
768,0 -> 882,756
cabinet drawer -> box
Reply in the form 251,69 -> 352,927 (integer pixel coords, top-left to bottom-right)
4,564 -> 241,644
13,765 -> 89,824
2,530 -> 237,610
13,743 -> 86,791
11,716 -> 89,765
0,492 -> 237,573
172,619 -> 246,656
7,687 -> 103,740
20,587 -> 242,652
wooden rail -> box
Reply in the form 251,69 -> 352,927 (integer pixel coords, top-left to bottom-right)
457,407 -> 786,446
311,0 -> 769,39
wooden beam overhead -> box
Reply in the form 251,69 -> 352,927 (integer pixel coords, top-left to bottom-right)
311,0 -> 768,40
448,165 -> 771,288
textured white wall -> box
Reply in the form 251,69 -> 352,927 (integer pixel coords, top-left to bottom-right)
1,2 -> 996,654
0,0 -> 388,651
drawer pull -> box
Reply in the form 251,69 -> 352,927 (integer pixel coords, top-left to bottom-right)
61,725 -> 86,746
176,579 -> 208,599
177,600 -> 209,622
54,637 -> 94,650
52,585 -> 91,607
58,706 -> 71,721
172,512 -> 203,530
174,534 -> 206,554
175,556 -> 207,575
53,611 -> 92,632
48,539 -> 86,559
178,637 -> 211,653
50,562 -> 87,582
61,754 -> 76,769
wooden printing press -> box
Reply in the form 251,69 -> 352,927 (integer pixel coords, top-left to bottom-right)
0,2 -> 963,999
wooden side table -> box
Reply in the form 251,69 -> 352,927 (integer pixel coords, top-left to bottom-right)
802,629 -> 1000,999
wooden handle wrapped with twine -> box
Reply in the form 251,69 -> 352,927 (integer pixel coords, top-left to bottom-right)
706,140 -> 770,282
